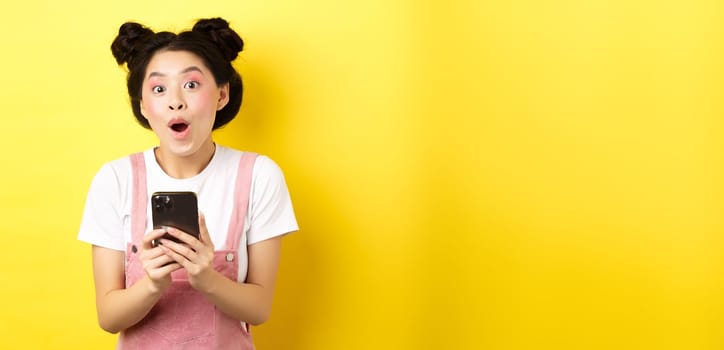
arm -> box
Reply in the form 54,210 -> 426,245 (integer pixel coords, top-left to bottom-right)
159,215 -> 282,325
200,237 -> 281,325
92,229 -> 181,333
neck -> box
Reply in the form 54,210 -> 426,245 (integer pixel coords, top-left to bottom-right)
154,140 -> 216,179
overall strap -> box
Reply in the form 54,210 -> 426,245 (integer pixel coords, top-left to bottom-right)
130,152 -> 147,243
225,152 -> 258,250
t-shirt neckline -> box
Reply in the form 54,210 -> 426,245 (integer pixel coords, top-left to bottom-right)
146,145 -> 223,184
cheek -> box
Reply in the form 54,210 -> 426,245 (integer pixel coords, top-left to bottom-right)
141,99 -> 166,119
192,93 -> 217,112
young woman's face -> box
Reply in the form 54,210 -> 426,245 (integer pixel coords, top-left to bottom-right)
140,50 -> 229,157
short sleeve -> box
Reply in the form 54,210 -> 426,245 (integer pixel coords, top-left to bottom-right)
246,156 -> 299,245
77,163 -> 126,251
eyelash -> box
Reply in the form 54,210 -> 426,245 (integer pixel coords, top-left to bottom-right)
184,81 -> 199,89
150,81 -> 199,94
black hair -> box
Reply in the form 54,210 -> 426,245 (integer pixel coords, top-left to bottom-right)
110,17 -> 244,130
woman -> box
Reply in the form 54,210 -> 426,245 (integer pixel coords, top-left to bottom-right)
78,17 -> 298,349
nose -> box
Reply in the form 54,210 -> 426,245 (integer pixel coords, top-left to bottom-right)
168,89 -> 186,111
168,103 -> 185,110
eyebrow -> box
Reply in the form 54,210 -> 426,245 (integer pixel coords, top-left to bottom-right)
148,66 -> 204,79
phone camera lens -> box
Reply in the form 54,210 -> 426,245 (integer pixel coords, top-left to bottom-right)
153,195 -> 173,211
152,196 -> 161,210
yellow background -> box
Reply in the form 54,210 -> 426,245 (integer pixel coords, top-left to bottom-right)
1,0 -> 722,349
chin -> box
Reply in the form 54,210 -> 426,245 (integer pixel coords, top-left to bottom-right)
164,142 -> 199,158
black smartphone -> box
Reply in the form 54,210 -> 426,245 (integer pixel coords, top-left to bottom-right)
151,191 -> 200,247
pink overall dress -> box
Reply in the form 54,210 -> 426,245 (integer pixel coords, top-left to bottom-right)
118,152 -> 258,349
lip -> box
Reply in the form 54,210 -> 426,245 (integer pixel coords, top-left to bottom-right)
167,118 -> 191,140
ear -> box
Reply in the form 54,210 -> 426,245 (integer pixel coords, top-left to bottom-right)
216,83 -> 230,111
139,100 -> 149,120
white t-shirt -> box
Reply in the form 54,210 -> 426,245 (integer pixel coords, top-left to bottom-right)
77,145 -> 298,282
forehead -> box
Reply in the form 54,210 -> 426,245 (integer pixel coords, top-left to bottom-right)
145,50 -> 211,77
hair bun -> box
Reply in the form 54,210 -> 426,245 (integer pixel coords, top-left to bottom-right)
111,22 -> 154,65
192,17 -> 244,61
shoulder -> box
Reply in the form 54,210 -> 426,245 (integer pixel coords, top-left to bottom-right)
250,154 -> 291,204
215,145 -> 285,179
88,150 -> 149,191
253,154 -> 284,178
91,156 -> 128,185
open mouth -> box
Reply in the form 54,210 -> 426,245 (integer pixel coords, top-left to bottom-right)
169,120 -> 189,133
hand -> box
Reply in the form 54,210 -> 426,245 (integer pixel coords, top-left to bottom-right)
158,213 -> 218,292
140,228 -> 182,294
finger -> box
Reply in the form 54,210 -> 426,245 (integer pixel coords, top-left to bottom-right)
147,260 -> 182,278
142,228 -> 170,249
157,262 -> 182,274
159,243 -> 194,268
160,238 -> 198,259
164,226 -> 198,245
160,239 -> 198,261
165,226 -> 206,253
139,246 -> 167,261
142,250 -> 176,269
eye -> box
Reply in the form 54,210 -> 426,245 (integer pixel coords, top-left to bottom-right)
184,81 -> 199,89
152,85 -> 165,94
